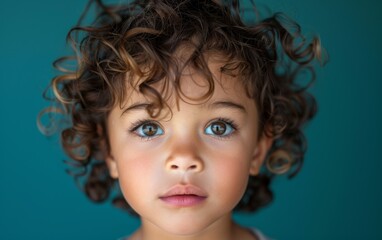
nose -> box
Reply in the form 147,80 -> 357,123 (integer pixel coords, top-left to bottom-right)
165,144 -> 204,173
166,157 -> 204,173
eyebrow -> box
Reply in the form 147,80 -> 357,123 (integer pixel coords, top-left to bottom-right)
120,100 -> 246,117
120,102 -> 150,117
204,100 -> 247,113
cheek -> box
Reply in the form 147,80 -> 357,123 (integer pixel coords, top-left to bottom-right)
210,145 -> 252,205
114,148 -> 160,204
112,136 -> 160,176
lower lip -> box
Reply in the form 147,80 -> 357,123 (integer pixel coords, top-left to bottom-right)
160,195 -> 207,207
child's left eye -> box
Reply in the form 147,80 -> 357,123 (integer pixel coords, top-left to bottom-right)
204,119 -> 236,137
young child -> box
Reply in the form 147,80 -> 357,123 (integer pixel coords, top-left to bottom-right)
40,0 -> 323,239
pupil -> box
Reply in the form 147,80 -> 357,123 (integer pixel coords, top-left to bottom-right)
212,122 -> 226,135
143,123 -> 157,136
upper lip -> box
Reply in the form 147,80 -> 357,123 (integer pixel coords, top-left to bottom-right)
159,184 -> 208,198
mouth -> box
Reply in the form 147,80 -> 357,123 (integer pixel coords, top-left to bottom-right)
159,185 -> 208,207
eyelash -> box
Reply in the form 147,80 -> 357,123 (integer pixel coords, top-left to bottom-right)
213,118 -> 238,140
128,117 -> 238,140
128,119 -> 163,141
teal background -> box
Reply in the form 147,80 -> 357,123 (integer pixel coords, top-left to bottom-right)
0,0 -> 381,239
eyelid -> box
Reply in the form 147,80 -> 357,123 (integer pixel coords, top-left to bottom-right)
128,119 -> 164,140
207,117 -> 238,130
204,117 -> 238,138
128,117 -> 238,140
129,119 -> 160,131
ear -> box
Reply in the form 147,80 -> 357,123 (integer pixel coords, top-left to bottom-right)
105,155 -> 119,179
249,134 -> 273,176
97,124 -> 119,179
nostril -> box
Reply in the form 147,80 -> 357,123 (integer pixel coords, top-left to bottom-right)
166,161 -> 203,172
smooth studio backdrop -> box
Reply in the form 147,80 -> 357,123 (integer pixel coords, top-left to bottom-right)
0,0 -> 381,239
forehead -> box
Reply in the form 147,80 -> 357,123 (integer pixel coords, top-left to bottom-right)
121,55 -> 254,112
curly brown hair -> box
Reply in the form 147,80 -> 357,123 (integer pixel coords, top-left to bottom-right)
39,0 -> 324,214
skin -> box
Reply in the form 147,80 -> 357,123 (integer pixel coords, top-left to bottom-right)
105,57 -> 273,240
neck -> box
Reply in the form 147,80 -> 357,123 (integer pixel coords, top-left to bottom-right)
129,214 -> 255,240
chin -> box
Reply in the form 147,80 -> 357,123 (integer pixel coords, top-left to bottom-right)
163,227 -> 204,236
156,218 -> 213,236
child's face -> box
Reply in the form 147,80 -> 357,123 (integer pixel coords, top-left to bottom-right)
105,58 -> 272,235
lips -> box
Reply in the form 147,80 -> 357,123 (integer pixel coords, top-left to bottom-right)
159,185 -> 208,207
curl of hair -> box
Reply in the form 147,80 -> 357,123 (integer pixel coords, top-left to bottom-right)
39,0 -> 325,213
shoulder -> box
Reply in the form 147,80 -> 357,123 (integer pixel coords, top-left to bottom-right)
251,228 -> 275,240
117,228 -> 275,240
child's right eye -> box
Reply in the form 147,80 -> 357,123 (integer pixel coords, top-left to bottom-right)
130,121 -> 164,139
